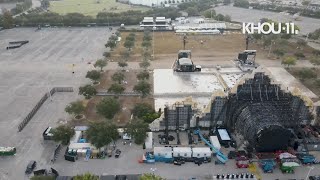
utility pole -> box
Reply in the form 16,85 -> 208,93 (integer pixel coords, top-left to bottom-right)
245,34 -> 249,50
183,34 -> 187,50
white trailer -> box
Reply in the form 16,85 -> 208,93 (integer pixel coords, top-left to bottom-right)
210,136 -> 221,150
145,132 -> 153,149
192,147 -> 212,158
173,147 -> 192,158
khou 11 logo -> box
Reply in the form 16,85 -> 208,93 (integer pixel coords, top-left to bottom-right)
242,22 -> 299,35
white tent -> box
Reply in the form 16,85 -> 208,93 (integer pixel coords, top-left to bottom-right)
279,152 -> 296,159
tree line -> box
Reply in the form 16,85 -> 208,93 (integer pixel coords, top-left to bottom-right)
1,7 -> 181,27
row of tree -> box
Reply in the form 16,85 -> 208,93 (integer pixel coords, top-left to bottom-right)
4,7 -> 180,27
10,0 -> 32,15
202,9 -> 231,22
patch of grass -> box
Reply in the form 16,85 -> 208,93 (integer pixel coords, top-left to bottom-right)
111,32 -> 271,61
49,0 -> 149,16
288,67 -> 320,97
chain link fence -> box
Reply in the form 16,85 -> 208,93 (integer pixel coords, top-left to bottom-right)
18,87 -> 73,132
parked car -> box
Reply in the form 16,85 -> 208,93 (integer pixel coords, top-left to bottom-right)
173,160 -> 182,166
25,161 -> 36,174
115,149 -> 121,158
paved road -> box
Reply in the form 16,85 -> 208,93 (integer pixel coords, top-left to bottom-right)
214,5 -> 320,35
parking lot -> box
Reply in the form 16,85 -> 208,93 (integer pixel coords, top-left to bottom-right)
0,27 -> 110,180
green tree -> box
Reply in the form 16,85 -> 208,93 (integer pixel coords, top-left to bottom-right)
142,40 -> 152,50
143,51 -> 151,61
137,70 -> 150,80
203,9 -> 216,18
30,176 -> 55,180
299,68 -> 317,79
132,103 -> 159,123
215,14 -> 225,21
234,0 -> 250,8
86,70 -> 101,83
126,119 -> 149,144
118,61 -> 128,71
52,125 -> 75,145
302,0 -> 310,6
103,52 -> 111,58
140,173 -> 165,180
186,6 -> 199,16
105,40 -> 116,50
96,97 -> 120,119
273,49 -> 285,58
65,101 -> 85,117
297,39 -> 307,49
310,56 -> 320,66
112,71 -> 125,84
108,83 -> 125,94
223,0 -> 231,5
224,15 -> 231,22
294,52 -> 305,59
133,80 -> 151,97
73,173 -> 99,180
79,84 -> 97,99
87,122 -> 119,149
139,60 -> 151,69
3,10 -> 13,29
124,40 -> 134,51
281,56 -> 297,68
94,59 -> 107,71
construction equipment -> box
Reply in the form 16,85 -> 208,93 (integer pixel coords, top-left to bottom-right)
173,50 -> 201,72
194,129 -> 228,163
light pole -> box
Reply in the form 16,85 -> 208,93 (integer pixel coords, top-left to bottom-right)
268,40 -> 275,57
152,26 -> 156,60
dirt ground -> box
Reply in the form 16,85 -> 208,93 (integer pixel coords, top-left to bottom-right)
288,67 -> 320,97
83,69 -> 154,126
111,32 -> 318,63
111,32 -> 271,61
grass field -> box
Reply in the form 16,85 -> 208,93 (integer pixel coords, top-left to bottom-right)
111,32 -> 271,61
49,0 -> 149,16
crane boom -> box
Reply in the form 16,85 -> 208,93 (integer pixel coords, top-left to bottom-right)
194,129 -> 228,163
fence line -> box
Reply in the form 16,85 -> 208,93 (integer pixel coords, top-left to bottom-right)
18,87 -> 74,132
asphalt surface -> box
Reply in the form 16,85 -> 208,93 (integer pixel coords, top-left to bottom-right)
0,27 -> 318,180
0,27 -> 110,180
214,5 -> 320,35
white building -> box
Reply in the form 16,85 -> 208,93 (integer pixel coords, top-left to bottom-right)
154,147 -> 173,158
129,0 -> 191,7
192,147 -> 212,158
173,147 -> 192,158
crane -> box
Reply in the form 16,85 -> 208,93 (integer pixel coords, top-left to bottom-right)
194,129 -> 228,163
